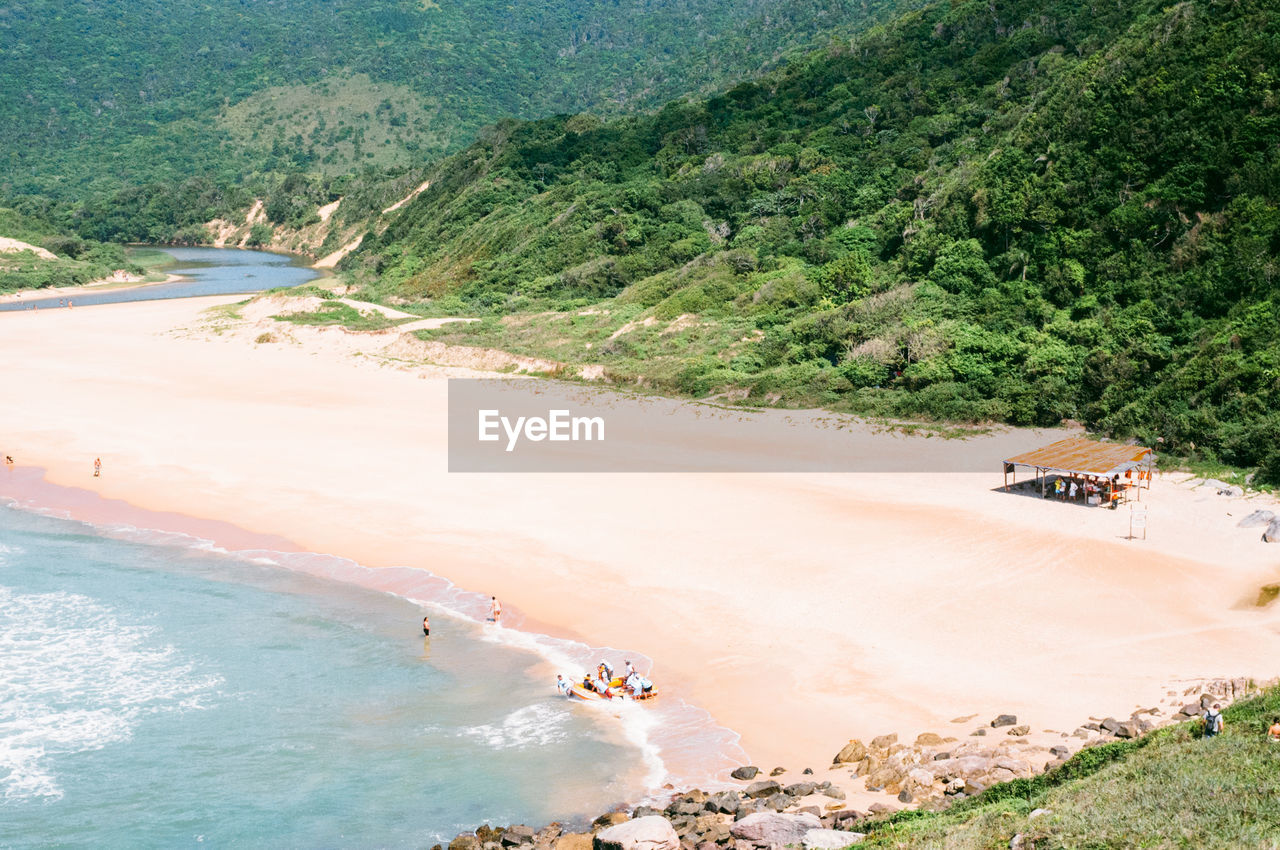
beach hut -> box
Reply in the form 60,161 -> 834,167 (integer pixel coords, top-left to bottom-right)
1002,437 -> 1155,504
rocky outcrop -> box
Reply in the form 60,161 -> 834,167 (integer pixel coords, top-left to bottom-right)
594,817 -> 679,850
729,812 -> 822,846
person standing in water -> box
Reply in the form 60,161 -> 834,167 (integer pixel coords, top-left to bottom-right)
93,457 -> 101,478
489,596 -> 502,623
422,615 -> 430,637
556,674 -> 571,697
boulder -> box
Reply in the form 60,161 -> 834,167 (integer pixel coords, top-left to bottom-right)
1239,510 -> 1275,528
906,767 -> 936,791
745,780 -> 782,799
770,767 -> 787,777
915,732 -> 945,746
1113,721 -> 1143,739
784,782 -> 817,798
1006,725 -> 1030,737
731,766 -> 760,781
1100,717 -> 1123,735
870,733 -> 898,750
594,817 -> 679,850
729,812 -> 822,846
554,835 -> 593,850
994,757 -> 1032,778
451,836 -> 481,850
503,826 -> 536,846
763,794 -> 795,812
832,741 -> 867,765
896,790 -> 913,804
705,792 -> 740,815
1049,745 -> 1070,759
1265,518 -> 1280,543
802,829 -> 865,850
990,714 -> 1017,728
866,803 -> 897,815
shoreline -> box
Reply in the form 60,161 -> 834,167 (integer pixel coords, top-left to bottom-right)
3,294 -> 1280,810
0,464 -> 744,799
0,272 -> 188,304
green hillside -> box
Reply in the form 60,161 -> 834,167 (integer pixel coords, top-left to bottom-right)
858,684 -> 1280,848
0,0 -> 911,200
353,0 -> 1280,481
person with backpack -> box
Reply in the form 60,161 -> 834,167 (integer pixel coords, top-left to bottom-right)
1203,703 -> 1225,738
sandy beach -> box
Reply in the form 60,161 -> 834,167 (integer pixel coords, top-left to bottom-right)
3,293 -> 1280,799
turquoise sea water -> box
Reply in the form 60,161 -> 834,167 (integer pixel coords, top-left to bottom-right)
0,505 -> 706,849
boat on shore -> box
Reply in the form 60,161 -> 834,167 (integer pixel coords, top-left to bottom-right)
569,677 -> 658,702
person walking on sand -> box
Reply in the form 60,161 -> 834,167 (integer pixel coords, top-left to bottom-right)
1204,703 -> 1225,738
489,596 -> 502,623
93,457 -> 101,478
422,615 -> 430,637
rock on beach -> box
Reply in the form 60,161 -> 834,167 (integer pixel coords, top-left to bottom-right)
594,817 -> 680,850
729,812 -> 822,846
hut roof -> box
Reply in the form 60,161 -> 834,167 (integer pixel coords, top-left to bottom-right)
1004,437 -> 1153,478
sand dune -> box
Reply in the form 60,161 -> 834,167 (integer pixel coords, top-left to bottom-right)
2,295 -> 1278,796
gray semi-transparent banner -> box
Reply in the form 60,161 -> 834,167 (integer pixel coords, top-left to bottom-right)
447,379 -> 1068,473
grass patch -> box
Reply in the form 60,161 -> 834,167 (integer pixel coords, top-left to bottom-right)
274,300 -> 410,331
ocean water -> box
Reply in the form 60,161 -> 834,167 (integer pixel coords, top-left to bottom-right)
0,506 -> 725,849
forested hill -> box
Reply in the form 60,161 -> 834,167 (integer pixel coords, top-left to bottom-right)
355,0 -> 1280,479
0,0 -> 909,198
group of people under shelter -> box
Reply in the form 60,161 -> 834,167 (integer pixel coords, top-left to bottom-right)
556,658 -> 654,700
1050,469 -> 1143,508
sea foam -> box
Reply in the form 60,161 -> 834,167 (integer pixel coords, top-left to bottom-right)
0,585 -> 221,802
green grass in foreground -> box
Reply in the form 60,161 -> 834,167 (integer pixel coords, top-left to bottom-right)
273,300 -> 409,332
858,685 -> 1280,849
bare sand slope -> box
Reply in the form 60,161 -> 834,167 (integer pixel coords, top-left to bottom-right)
3,296 -> 1279,790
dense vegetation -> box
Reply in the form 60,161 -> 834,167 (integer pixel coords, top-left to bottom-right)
353,0 -> 1280,481
858,684 -> 1280,848
0,0 -> 910,204
0,209 -> 136,292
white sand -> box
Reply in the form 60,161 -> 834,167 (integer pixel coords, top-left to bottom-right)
3,295 -> 1279,796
